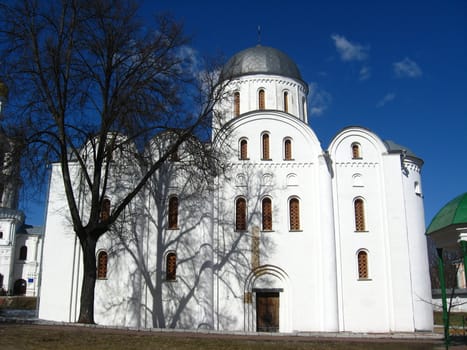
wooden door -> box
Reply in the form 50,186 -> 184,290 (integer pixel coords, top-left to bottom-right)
256,292 -> 279,332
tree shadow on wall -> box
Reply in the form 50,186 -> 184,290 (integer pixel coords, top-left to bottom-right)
97,135 -> 278,330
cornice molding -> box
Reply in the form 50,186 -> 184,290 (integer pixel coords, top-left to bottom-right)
335,162 -> 379,168
235,77 -> 307,93
231,162 -> 314,170
404,162 -> 421,173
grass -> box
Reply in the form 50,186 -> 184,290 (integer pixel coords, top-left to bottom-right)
434,311 -> 467,328
0,297 -> 37,310
0,301 -> 453,349
0,324 -> 443,350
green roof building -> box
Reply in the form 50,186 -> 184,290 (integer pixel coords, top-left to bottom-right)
427,192 -> 467,343
427,192 -> 467,249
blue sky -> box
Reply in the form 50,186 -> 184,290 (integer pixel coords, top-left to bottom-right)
22,0 -> 466,227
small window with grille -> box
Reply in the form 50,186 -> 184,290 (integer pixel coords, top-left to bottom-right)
166,252 -> 177,281
352,143 -> 361,159
262,133 -> 270,160
97,251 -> 108,279
100,198 -> 111,222
235,197 -> 247,231
284,139 -> 292,160
234,92 -> 240,117
357,250 -> 369,279
168,196 -> 179,229
240,139 -> 248,160
354,198 -> 366,232
259,89 -> 265,110
289,198 -> 300,231
262,197 -> 272,231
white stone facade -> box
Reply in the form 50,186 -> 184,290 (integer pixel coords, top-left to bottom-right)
38,46 -> 433,332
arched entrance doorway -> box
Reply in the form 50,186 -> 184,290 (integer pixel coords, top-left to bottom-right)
13,279 -> 27,295
244,265 -> 291,333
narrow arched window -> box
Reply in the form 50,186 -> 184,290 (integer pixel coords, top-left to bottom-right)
283,91 -> 289,113
258,89 -> 265,110
262,197 -> 272,231
0,273 -> 3,290
170,147 -> 180,161
166,252 -> 177,281
235,197 -> 247,231
19,245 -> 27,261
262,133 -> 270,160
168,195 -> 179,229
357,250 -> 369,279
0,231 -> 3,239
415,181 -> 422,196
13,279 -> 26,295
234,92 -> 240,117
354,198 -> 366,231
352,143 -> 361,159
284,139 -> 292,160
97,251 -> 108,279
100,198 -> 111,222
302,97 -> 307,121
240,139 -> 248,160
289,198 -> 300,231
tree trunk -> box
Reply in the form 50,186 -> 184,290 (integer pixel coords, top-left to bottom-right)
78,235 -> 97,324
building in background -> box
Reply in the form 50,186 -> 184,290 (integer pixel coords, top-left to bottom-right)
0,79 -> 42,296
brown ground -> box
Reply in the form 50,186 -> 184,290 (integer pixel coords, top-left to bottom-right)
1,321 -> 465,350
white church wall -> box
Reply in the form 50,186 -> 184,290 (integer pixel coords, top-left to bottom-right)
330,128 -> 393,332
213,112 -> 339,332
329,127 -> 432,332
316,154 -> 339,332
94,234 -> 142,327
39,163 -> 82,322
379,153 -> 415,331
401,157 -> 433,330
92,155 -> 215,329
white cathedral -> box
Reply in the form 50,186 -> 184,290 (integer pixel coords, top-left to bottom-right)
39,46 -> 434,333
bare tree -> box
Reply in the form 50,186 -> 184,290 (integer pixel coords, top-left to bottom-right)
428,237 -> 461,290
0,0 -> 227,324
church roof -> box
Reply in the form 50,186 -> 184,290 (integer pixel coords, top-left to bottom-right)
220,46 -> 304,82
19,224 -> 43,235
426,192 -> 467,235
383,140 -> 418,158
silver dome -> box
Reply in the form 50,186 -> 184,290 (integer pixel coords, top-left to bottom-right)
221,46 -> 303,82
